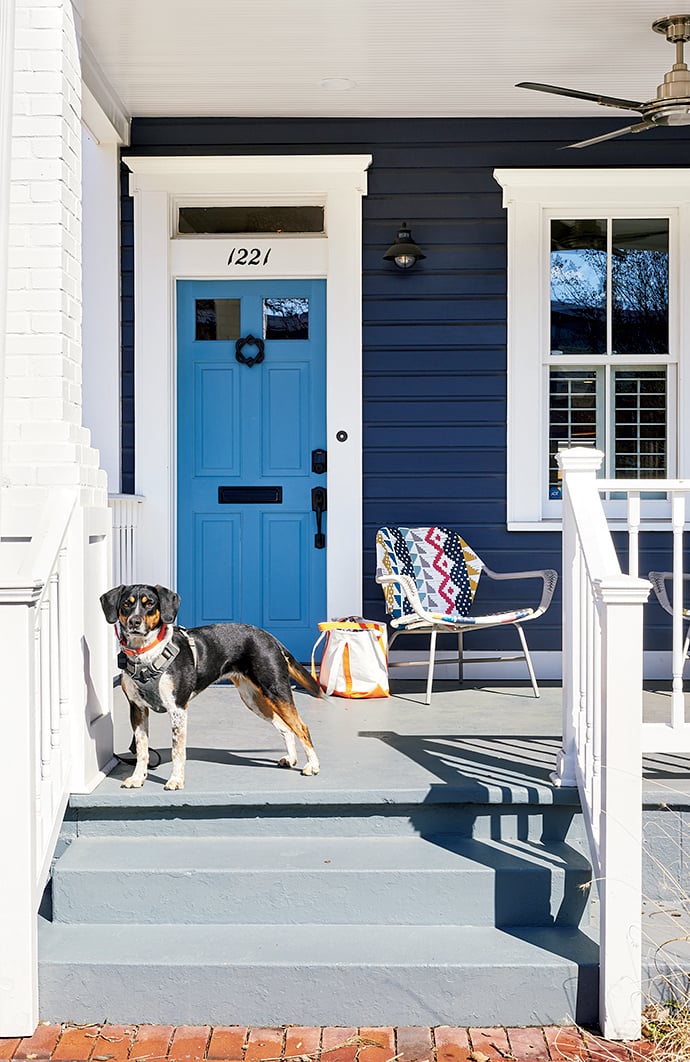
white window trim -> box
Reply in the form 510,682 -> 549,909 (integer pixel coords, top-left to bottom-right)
493,168 -> 690,531
123,154 -> 372,616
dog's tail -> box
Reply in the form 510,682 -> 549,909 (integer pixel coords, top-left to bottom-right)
281,648 -> 322,698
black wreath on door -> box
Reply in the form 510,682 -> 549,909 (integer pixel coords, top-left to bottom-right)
235,335 -> 265,368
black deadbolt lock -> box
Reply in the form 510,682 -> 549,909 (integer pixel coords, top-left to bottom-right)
311,448 -> 327,475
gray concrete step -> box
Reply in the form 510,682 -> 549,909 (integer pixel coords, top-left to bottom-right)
51,833 -> 593,927
62,794 -> 585,842
37,918 -> 599,1027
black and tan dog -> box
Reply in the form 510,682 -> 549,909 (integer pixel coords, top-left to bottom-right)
100,584 -> 321,790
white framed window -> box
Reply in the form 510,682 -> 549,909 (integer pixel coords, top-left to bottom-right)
493,169 -> 690,530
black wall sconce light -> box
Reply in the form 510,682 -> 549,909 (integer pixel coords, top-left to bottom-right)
383,222 -> 426,270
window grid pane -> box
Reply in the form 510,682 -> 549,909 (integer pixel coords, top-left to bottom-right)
550,220 -> 607,355
263,297 -> 309,340
613,369 -> 667,478
195,298 -> 241,341
611,219 -> 669,355
548,370 -> 598,499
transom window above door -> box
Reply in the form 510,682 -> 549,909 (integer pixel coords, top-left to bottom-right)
493,168 -> 690,529
178,205 -> 325,235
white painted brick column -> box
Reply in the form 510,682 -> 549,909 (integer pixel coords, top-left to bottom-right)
5,0 -> 106,507
0,0 -> 17,508
0,4 -> 114,1034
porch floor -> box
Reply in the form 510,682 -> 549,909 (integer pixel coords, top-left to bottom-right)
78,679 -> 690,806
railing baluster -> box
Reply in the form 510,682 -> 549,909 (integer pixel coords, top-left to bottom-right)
591,592 -> 602,851
39,600 -> 51,782
108,494 -> 144,585
627,491 -> 640,577
584,577 -> 594,797
57,547 -> 69,719
671,491 -> 685,727
575,554 -> 583,750
48,573 -> 60,749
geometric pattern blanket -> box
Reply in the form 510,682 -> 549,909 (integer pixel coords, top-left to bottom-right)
376,526 -> 531,626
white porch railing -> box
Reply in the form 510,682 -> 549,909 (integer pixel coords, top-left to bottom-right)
556,448 -> 690,1042
108,493 -> 144,585
0,488 -> 114,1035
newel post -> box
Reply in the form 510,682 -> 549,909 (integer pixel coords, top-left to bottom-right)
0,584 -> 40,1034
594,575 -> 649,1041
553,447 -> 606,787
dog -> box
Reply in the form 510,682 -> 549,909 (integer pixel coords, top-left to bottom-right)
100,583 -> 320,790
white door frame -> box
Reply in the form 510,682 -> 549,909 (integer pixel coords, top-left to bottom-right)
123,154 -> 371,618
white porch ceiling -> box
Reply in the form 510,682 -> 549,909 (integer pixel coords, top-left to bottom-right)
80,0 -> 686,121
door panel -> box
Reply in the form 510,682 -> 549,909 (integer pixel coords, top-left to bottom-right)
263,512 -> 311,624
264,365 -> 308,473
195,364 -> 240,474
177,279 -> 326,660
194,513 -> 242,623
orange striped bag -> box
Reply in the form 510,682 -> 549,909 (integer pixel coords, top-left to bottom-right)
310,618 -> 389,698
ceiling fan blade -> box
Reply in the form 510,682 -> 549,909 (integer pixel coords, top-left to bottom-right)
516,82 -> 644,112
564,121 -> 656,149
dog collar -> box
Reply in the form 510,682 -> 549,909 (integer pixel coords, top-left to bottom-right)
114,622 -> 181,697
116,623 -> 169,657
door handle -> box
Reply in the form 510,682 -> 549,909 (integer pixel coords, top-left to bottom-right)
311,487 -> 327,549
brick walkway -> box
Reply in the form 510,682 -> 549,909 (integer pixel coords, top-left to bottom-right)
0,1024 -> 656,1062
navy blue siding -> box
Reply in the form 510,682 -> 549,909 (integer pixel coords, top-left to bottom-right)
120,163 -> 135,494
122,117 -> 690,654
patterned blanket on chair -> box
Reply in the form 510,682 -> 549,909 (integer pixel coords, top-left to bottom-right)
376,526 -> 483,620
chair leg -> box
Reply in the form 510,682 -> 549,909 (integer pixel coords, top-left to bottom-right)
425,629 -> 438,704
516,624 -> 539,698
458,631 -> 464,684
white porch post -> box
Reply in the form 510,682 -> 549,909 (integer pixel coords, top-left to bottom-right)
595,575 -> 647,1041
553,447 -> 605,786
0,586 -> 39,1033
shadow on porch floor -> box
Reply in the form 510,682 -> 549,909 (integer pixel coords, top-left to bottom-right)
79,680 -> 690,806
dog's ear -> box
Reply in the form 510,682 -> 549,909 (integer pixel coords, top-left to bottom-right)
155,585 -> 181,623
100,585 -> 125,624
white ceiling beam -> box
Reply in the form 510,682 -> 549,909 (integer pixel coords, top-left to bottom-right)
80,38 -> 130,145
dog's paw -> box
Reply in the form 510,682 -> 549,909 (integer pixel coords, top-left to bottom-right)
277,756 -> 297,769
164,777 -> 185,790
121,775 -> 145,789
301,763 -> 319,776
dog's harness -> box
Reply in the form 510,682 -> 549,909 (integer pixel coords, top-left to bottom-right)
115,624 -> 198,704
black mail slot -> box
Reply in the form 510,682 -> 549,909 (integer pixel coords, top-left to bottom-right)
218,486 -> 283,504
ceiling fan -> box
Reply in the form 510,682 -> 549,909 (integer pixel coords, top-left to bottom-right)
517,14 -> 690,148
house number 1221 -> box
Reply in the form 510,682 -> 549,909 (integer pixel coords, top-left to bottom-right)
227,247 -> 272,266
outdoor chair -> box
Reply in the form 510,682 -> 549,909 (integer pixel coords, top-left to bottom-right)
647,571 -> 690,666
375,525 -> 558,704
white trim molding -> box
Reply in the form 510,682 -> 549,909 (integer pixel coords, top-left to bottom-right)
493,168 -> 690,531
80,38 -> 130,145
123,153 -> 372,620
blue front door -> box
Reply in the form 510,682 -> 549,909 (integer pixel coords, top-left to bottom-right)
176,279 -> 327,660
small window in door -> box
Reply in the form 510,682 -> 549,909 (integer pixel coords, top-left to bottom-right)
263,297 -> 309,340
195,298 -> 241,340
